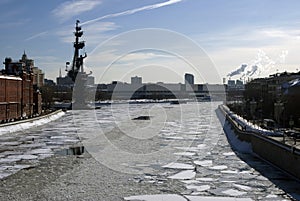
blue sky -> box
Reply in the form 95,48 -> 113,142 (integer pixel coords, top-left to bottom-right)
1,0 -> 300,84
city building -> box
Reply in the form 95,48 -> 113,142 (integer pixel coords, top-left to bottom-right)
227,80 -> 235,88
44,78 -> 55,86
184,73 -> 194,85
236,80 -> 244,89
32,66 -> 44,88
226,79 -> 245,102
0,52 -> 43,121
242,71 -> 300,127
56,76 -> 74,87
94,73 -> 226,101
131,76 -> 142,85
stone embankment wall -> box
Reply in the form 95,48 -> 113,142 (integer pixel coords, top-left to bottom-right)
219,105 -> 300,180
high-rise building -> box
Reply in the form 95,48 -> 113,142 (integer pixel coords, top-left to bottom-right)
184,73 -> 194,85
227,80 -> 235,88
56,76 -> 73,87
131,76 -> 142,84
32,67 -> 44,88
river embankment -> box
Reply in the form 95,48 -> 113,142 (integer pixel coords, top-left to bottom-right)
0,110 -> 65,135
219,104 -> 300,180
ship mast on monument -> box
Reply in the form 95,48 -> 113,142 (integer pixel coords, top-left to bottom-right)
66,20 -> 88,82
66,20 -> 92,109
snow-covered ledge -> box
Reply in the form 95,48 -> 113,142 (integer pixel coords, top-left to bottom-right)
0,110 -> 65,135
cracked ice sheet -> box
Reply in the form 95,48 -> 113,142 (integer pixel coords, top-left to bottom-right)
124,194 -> 253,201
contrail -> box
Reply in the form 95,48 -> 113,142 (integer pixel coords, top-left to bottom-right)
81,0 -> 183,25
25,31 -> 48,41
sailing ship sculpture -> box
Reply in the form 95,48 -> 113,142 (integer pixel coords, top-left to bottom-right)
66,20 -> 92,109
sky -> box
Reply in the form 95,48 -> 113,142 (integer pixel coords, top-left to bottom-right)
1,0 -> 300,84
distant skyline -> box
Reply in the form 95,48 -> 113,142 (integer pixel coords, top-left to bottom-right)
1,0 -> 300,84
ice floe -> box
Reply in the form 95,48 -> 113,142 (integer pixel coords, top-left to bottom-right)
181,147 -> 200,152
193,160 -> 213,167
8,154 -> 38,160
125,194 -> 254,201
209,165 -> 228,170
0,158 -> 21,163
196,177 -> 217,182
265,194 -> 278,198
222,189 -> 247,196
222,152 -> 235,156
168,170 -> 196,180
197,144 -> 207,149
27,148 -> 53,154
221,170 -> 239,174
233,184 -> 252,191
162,162 -> 194,170
186,184 -> 210,192
174,152 -> 196,156
181,179 -> 199,184
124,194 -> 187,201
186,196 -> 253,201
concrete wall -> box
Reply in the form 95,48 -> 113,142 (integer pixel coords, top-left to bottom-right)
219,105 -> 300,180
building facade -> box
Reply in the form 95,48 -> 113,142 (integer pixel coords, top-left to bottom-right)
243,72 -> 300,128
184,73 -> 194,85
0,52 -> 42,121
131,76 -> 142,85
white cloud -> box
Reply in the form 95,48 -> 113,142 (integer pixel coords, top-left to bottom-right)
81,0 -> 183,25
52,0 -> 102,22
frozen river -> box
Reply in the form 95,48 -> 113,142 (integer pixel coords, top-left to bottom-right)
0,102 -> 299,200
